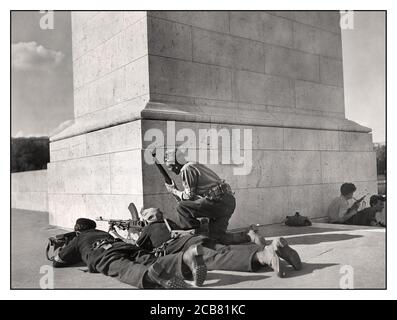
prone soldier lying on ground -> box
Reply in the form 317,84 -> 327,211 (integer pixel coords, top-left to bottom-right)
136,208 -> 302,278
52,218 -> 208,288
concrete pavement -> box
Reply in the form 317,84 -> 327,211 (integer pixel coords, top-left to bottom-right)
11,209 -> 386,289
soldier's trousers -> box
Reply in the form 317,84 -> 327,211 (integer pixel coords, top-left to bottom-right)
106,251 -> 186,288
344,208 -> 377,226
203,243 -> 264,272
175,193 -> 250,245
165,236 -> 264,272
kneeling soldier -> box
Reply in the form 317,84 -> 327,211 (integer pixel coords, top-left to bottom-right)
163,149 -> 250,245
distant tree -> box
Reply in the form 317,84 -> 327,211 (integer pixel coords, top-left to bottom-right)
11,137 -> 49,173
374,144 -> 386,176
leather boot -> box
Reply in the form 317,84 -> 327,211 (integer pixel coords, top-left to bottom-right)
274,237 -> 302,271
182,244 -> 207,287
146,262 -> 189,289
256,240 -> 286,278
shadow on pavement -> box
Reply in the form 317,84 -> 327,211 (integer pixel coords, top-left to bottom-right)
205,272 -> 269,287
284,262 -> 339,278
283,233 -> 363,246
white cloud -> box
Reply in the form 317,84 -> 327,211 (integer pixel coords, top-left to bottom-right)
12,41 -> 65,71
13,130 -> 48,138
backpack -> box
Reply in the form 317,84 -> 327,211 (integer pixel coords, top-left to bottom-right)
285,212 -> 312,227
45,231 -> 77,261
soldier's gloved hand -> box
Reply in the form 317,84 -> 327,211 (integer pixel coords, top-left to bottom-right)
165,180 -> 178,194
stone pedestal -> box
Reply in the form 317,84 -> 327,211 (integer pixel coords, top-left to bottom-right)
48,11 -> 377,229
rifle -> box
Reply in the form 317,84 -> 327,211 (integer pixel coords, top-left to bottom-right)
348,194 -> 369,213
151,150 -> 181,202
151,150 -> 173,185
46,231 -> 77,261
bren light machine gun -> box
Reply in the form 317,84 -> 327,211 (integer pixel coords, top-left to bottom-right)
96,202 -> 145,244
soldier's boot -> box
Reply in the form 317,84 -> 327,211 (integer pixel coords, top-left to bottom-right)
182,244 -> 207,287
256,240 -> 287,278
273,237 -> 302,271
247,226 -> 266,246
147,262 -> 190,289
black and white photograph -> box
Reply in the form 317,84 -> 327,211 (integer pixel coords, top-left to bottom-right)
6,3 -> 392,303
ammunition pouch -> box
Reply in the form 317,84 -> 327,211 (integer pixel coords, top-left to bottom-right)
203,181 -> 233,202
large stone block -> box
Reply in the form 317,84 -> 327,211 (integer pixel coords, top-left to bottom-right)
339,132 -> 374,152
12,191 -> 48,212
47,154 -> 111,194
78,12 -> 126,56
284,128 -> 339,151
293,22 -> 342,59
83,194 -> 144,224
86,121 -> 142,156
234,150 -> 322,188
74,54 -> 149,118
148,17 -> 192,60
49,193 -> 144,229
11,170 -> 48,193
49,194 -> 85,228
231,187 -> 289,227
230,12 -> 293,48
287,184 -> 324,218
292,11 -> 341,34
149,56 -> 233,101
192,28 -> 265,72
319,57 -> 344,87
110,150 -> 143,194
265,45 -> 319,82
234,70 -> 294,107
50,135 -> 87,162
321,151 -> 377,184
295,80 -> 344,113
149,11 -> 230,33
210,124 -> 284,150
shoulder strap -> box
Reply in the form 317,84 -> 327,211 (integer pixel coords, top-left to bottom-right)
163,218 -> 173,233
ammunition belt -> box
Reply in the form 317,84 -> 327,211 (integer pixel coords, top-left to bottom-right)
203,182 -> 233,201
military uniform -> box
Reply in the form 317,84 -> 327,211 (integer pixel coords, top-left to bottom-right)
137,220 -> 265,272
53,229 -> 190,288
175,162 -> 250,245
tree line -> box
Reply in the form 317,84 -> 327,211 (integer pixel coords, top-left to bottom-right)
11,137 -> 49,173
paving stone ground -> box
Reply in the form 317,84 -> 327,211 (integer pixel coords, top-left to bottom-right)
11,209 -> 386,289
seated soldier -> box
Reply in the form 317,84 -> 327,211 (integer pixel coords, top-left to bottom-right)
136,208 -> 302,278
52,218 -> 208,288
327,183 -> 385,226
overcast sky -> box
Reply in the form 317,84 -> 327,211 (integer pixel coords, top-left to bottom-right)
11,11 -> 386,142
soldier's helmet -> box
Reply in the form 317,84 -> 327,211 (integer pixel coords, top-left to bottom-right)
74,218 -> 96,231
141,208 -> 163,224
